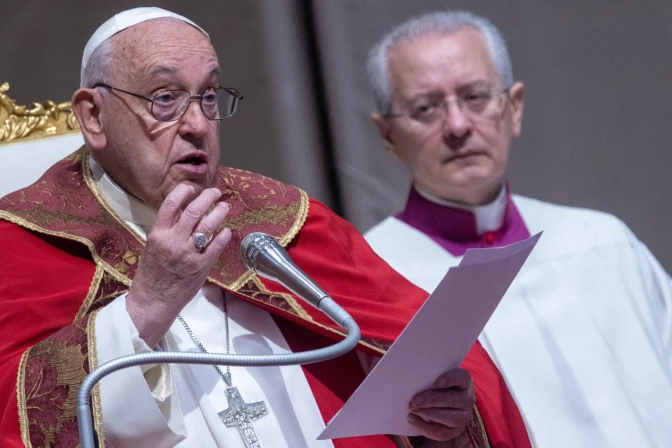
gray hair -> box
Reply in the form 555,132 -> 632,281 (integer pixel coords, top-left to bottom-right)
367,10 -> 514,114
81,38 -> 114,88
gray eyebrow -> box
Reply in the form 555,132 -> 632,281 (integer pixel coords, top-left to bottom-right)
149,66 -> 179,77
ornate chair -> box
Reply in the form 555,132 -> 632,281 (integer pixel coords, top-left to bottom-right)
0,82 -> 84,198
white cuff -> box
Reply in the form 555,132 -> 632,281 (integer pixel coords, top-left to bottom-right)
95,293 -> 187,446
129,313 -> 173,401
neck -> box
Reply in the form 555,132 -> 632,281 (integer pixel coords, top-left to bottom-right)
419,182 -> 504,207
89,155 -> 157,234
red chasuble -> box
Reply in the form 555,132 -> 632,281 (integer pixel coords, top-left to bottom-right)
0,148 -> 530,448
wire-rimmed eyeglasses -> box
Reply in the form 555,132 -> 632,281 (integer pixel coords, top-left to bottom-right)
94,83 -> 244,122
384,87 -> 510,125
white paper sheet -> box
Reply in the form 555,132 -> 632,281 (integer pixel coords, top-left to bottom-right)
319,233 -> 541,440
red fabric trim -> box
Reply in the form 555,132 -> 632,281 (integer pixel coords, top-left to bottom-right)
0,356 -> 22,448
0,221 -> 96,446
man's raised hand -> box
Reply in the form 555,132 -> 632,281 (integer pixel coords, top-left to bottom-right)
126,183 -> 232,347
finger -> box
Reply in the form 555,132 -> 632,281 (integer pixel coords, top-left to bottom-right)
410,388 -> 473,410
175,187 -> 221,233
192,201 -> 230,243
203,226 -> 232,258
435,368 -> 472,390
409,406 -> 471,427
407,413 -> 465,442
155,183 -> 197,229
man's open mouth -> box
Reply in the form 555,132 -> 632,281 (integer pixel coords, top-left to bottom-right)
179,157 -> 204,165
177,154 -> 209,166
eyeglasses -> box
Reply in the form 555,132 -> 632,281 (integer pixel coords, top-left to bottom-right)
94,83 -> 244,122
384,87 -> 510,125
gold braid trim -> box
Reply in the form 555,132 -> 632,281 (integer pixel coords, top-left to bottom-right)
16,349 -> 32,448
253,275 -> 310,319
240,275 -> 388,356
86,309 -> 105,448
75,264 -> 105,321
305,318 -> 387,356
208,274 -> 313,320
278,188 -> 309,246
226,188 -> 310,292
0,210 -> 132,288
225,271 -> 255,294
471,406 -> 491,448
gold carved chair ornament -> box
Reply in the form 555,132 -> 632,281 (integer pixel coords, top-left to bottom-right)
0,82 -> 84,198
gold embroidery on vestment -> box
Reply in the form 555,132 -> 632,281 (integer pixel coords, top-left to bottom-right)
17,349 -> 32,448
87,310 -> 106,448
471,406 -> 492,448
75,264 -> 105,320
232,275 -> 388,355
28,337 -> 88,446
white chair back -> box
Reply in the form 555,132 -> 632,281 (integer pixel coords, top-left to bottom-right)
0,134 -> 84,198
0,82 -> 83,198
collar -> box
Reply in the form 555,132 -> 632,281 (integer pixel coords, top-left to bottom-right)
414,185 -> 507,235
89,155 -> 156,236
396,184 -> 511,242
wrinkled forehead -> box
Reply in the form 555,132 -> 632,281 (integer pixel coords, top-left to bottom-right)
109,19 -> 219,84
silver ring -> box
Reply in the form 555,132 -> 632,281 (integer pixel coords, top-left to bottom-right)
193,232 -> 211,250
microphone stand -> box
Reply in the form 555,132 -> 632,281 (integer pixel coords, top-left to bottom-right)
77,232 -> 360,448
77,317 -> 359,448
77,307 -> 359,448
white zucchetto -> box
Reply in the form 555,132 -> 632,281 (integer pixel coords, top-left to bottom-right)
81,7 -> 209,86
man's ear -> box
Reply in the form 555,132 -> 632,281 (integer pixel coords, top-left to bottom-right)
507,81 -> 525,137
71,88 -> 107,150
371,112 -> 401,162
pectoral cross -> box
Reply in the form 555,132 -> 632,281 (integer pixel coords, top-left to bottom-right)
218,386 -> 269,448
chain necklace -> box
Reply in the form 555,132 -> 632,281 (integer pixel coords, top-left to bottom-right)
177,293 -> 269,448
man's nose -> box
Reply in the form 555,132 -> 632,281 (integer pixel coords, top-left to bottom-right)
442,100 -> 472,138
179,100 -> 210,137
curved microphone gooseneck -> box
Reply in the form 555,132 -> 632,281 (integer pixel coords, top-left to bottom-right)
77,232 -> 360,448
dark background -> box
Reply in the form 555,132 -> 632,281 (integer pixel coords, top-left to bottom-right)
2,0 -> 670,270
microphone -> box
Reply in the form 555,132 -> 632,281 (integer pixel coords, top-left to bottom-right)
240,232 -> 352,326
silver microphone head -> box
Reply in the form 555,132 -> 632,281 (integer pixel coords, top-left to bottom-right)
240,232 -> 278,272
239,231 -> 330,310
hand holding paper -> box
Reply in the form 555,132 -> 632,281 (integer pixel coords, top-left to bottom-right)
407,367 -> 476,441
319,233 -> 541,440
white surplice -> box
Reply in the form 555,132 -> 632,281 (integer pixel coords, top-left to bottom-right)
90,157 -> 335,448
365,194 -> 672,448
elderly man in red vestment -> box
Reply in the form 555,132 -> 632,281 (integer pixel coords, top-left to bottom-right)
0,7 -> 530,448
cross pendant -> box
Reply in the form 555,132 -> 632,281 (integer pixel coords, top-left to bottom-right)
218,386 -> 269,448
